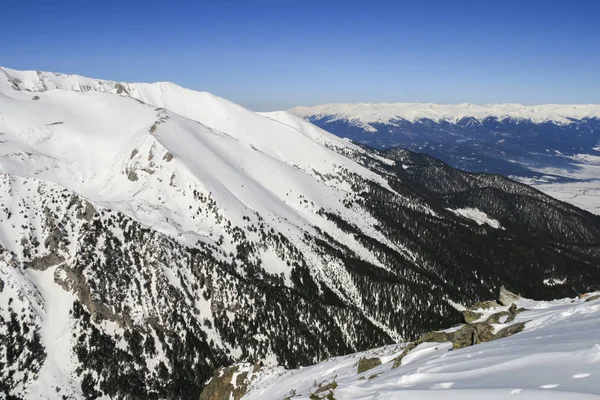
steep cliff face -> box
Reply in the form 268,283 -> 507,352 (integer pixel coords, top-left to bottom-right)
1,68 -> 599,399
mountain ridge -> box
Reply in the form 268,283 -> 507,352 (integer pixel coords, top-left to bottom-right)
290,102 -> 600,128
289,101 -> 600,209
1,67 -> 600,399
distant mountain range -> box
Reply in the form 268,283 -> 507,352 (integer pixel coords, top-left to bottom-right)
1,68 -> 600,399
290,102 -> 600,180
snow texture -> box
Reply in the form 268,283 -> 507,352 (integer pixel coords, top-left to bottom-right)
243,293 -> 600,399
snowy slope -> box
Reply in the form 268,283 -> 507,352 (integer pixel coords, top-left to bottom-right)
0,68 -> 448,398
2,67 -> 600,399
0,66 -> 397,256
290,102 -> 600,127
242,293 -> 600,399
523,180 -> 600,215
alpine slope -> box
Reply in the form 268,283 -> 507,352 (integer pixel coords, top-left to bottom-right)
240,292 -> 600,400
1,67 -> 600,399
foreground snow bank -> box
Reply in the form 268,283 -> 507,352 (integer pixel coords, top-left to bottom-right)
241,292 -> 600,399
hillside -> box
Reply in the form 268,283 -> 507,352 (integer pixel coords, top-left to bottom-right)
1,68 -> 600,399
232,291 -> 600,399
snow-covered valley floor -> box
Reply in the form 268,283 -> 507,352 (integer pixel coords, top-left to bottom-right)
530,180 -> 600,215
241,293 -> 600,399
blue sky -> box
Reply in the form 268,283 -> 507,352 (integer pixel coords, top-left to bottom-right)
2,0 -> 599,110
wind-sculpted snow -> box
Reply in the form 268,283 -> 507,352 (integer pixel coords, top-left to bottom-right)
1,67 -> 600,399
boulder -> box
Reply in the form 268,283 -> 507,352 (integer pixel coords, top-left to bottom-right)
493,322 -> 526,340
485,311 -> 510,324
486,304 -> 525,324
499,287 -> 521,306
419,330 -> 453,343
585,295 -> 600,303
357,357 -> 381,374
463,310 -> 482,323
452,323 -> 494,349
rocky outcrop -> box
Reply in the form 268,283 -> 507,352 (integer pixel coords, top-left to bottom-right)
462,310 -> 482,323
392,342 -> 420,369
451,323 -> 495,349
54,265 -> 133,328
469,300 -> 500,310
499,287 -> 521,306
199,366 -> 249,400
485,311 -> 510,324
585,295 -> 600,303
494,322 -> 526,339
414,294 -> 529,354
357,357 -> 382,374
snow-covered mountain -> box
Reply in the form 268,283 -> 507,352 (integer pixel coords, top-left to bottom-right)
232,291 -> 600,399
1,68 -> 600,399
290,102 -> 600,214
290,102 -> 600,127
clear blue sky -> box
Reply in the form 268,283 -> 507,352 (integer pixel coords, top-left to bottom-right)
2,0 -> 599,110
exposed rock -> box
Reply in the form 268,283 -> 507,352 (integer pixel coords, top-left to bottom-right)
357,357 -> 381,374
114,83 -> 129,95
199,366 -> 249,400
163,151 -> 174,162
486,311 -> 509,324
252,362 -> 262,373
469,300 -> 500,310
54,265 -> 133,328
505,303 -> 527,323
28,253 -> 65,271
419,331 -> 453,343
392,341 -> 419,369
314,380 -> 338,394
127,170 -> 138,181
493,322 -> 526,340
452,323 -> 494,349
418,316 -> 526,351
499,287 -> 521,306
463,310 -> 482,323
585,295 -> 600,303
27,221 -> 68,270
199,366 -> 238,400
76,200 -> 95,221
236,371 -> 248,386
